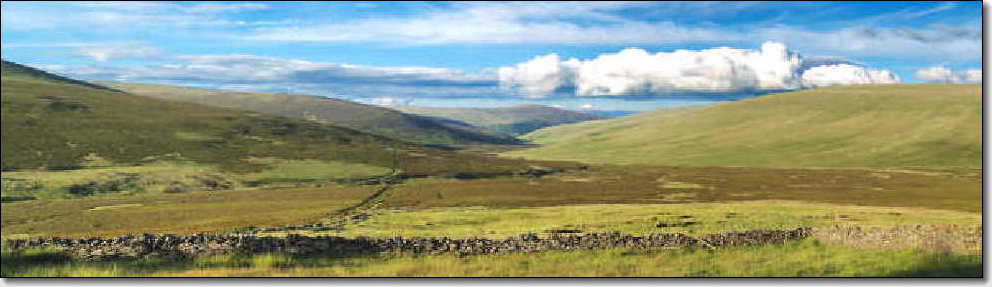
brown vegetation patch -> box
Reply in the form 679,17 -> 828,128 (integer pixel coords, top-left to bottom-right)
1,186 -> 376,238
383,165 -> 980,212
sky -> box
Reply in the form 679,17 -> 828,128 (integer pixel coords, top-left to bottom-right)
0,1 -> 983,112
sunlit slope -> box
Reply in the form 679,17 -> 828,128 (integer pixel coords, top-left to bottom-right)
506,84 -> 981,169
0,60 -> 535,175
100,82 -> 520,146
396,105 -> 603,136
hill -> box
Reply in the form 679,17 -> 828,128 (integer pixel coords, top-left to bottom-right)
0,60 -> 115,91
0,60 -> 537,176
505,84 -> 981,169
396,105 -> 603,136
98,82 -> 520,146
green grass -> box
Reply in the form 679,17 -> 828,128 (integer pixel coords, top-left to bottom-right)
238,158 -> 392,185
1,185 -> 376,238
1,161 -> 236,199
4,164 -> 980,240
1,159 -> 389,200
312,201 -> 980,239
397,105 -> 603,136
100,81 -> 521,146
2,240 -> 980,277
507,84 -> 981,169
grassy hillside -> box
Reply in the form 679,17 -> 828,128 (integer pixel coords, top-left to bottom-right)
100,82 -> 520,146
0,60 -> 539,176
0,60 -> 115,91
506,84 -> 981,169
397,105 -> 603,136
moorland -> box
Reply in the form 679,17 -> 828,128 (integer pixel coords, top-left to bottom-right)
0,59 -> 982,277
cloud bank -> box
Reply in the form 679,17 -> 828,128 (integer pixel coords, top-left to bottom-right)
498,42 -> 899,97
44,53 -> 501,98
800,64 -> 900,88
42,41 -> 909,99
914,66 -> 982,84
236,2 -> 980,62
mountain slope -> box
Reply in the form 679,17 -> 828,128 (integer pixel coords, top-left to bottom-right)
0,60 -> 115,91
505,84 -> 981,169
396,105 -> 603,136
0,60 -> 536,176
99,82 -> 521,146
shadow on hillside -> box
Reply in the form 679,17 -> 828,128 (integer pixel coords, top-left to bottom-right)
886,254 -> 983,278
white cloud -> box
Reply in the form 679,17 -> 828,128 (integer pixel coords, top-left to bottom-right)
498,41 -> 899,97
915,66 -> 982,83
757,25 -> 981,61
42,41 -> 907,99
497,54 -> 579,98
961,70 -> 982,84
578,104 -> 599,110
800,64 -> 899,88
2,1 -> 275,30
54,53 -> 491,86
2,2 -> 979,63
243,2 -> 728,44
74,2 -> 269,14
236,2 -> 979,62
182,3 -> 269,14
44,53 -> 500,98
76,44 -> 164,61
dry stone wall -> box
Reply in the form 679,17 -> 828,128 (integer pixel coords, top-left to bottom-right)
7,228 -> 811,261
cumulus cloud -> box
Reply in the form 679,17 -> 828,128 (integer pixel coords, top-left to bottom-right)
801,64 -> 899,87
914,66 -> 982,84
44,41 -> 906,99
498,42 -> 899,97
497,54 -> 579,98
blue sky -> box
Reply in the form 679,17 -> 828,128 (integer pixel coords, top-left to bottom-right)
0,1 -> 983,111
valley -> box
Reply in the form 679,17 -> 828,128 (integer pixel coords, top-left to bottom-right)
0,60 -> 982,277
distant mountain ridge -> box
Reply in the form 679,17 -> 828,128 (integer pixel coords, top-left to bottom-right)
396,105 -> 604,136
99,82 -> 522,146
1,59 -> 537,176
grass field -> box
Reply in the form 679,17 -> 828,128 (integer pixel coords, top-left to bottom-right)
507,84 -> 981,169
2,240 -> 980,277
1,161 -> 234,199
1,159 -> 391,200
0,162 -> 981,277
1,185 -> 375,238
381,165 -> 981,212
3,165 -> 980,240
320,201 -> 980,239
237,158 -> 392,186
